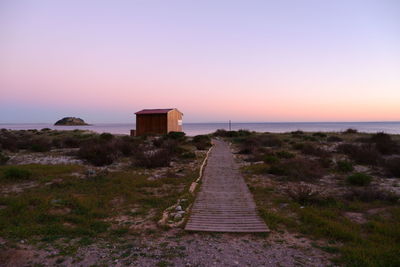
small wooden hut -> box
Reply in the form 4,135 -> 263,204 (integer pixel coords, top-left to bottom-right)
131,108 -> 183,136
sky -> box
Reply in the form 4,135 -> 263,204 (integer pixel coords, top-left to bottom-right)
1,0 -> 399,123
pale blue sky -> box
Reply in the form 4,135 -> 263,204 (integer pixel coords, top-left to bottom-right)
1,0 -> 399,123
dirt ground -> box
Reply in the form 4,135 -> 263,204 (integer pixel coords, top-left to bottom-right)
0,229 -> 333,267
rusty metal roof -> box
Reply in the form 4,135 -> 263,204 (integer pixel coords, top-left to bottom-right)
135,108 -> 178,115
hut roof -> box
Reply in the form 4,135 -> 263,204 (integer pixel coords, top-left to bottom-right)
135,108 -> 182,115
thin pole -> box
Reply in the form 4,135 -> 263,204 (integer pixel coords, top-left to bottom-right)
229,120 -> 231,131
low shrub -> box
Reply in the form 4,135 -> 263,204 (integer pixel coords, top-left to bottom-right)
256,134 -> 283,147
383,157 -> 400,177
344,188 -> 398,203
30,137 -> 52,152
180,151 -> 196,159
243,150 -> 266,162
276,151 -> 295,159
2,167 -> 32,181
236,134 -> 283,154
337,143 -> 381,165
291,130 -> 304,135
300,143 -> 328,157
237,129 -> 252,136
269,158 -> 324,181
318,156 -> 333,168
213,129 -> 251,138
115,136 -> 138,156
166,131 -> 186,140
327,136 -> 343,142
78,140 -> 118,166
302,135 -> 318,142
336,160 -> 354,173
370,132 -> 398,155
268,165 -> 287,176
192,135 -> 212,150
292,142 -> 305,150
0,132 -> 18,152
99,133 -> 114,141
286,184 -> 325,205
161,139 -> 185,156
312,132 -> 327,138
238,138 -> 259,154
0,152 -> 10,165
263,155 -> 280,164
61,137 -> 81,148
133,148 -> 171,168
346,173 -> 372,186
343,128 -> 358,134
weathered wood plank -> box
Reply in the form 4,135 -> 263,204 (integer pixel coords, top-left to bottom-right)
185,139 -> 269,233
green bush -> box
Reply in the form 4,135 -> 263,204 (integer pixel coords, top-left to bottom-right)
99,133 -> 114,141
2,167 -> 32,181
312,132 -> 327,138
276,151 -> 295,159
166,131 -> 186,140
337,160 -> 354,173
263,155 -> 279,164
346,173 -> 372,186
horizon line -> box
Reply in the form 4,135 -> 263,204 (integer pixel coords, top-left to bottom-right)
1,120 -> 400,125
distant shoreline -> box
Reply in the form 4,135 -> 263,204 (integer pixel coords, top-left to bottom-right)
1,122 -> 400,135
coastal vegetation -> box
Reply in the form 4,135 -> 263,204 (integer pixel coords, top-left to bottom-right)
224,129 -> 400,266
0,129 -> 211,265
0,128 -> 399,266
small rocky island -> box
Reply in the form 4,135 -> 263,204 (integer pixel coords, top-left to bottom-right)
54,117 -> 88,126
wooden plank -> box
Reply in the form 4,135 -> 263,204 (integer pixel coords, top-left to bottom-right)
185,139 -> 269,233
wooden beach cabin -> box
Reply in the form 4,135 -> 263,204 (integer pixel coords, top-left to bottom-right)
131,108 -> 183,136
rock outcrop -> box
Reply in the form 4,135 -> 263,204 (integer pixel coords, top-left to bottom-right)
54,117 -> 88,126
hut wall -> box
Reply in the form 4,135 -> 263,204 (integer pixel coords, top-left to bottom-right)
167,110 -> 183,132
136,114 -> 168,135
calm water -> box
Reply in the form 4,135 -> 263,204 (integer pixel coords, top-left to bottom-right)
1,122 -> 400,136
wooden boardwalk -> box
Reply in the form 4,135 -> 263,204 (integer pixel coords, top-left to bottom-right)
185,139 -> 269,232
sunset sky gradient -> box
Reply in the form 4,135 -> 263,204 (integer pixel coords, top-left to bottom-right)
1,0 -> 399,123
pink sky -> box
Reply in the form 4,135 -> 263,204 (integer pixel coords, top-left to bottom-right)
1,0 -> 399,123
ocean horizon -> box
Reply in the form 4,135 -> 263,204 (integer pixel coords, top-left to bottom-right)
1,121 -> 400,136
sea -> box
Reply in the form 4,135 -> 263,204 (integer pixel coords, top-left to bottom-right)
1,122 -> 400,136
